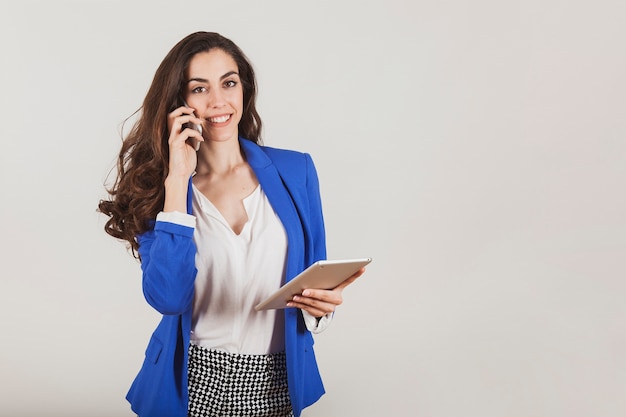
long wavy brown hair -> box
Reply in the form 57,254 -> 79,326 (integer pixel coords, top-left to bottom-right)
98,32 -> 262,257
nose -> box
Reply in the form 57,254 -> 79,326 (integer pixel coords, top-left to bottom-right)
207,87 -> 225,108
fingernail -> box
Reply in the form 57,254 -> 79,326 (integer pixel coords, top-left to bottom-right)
302,290 -> 310,296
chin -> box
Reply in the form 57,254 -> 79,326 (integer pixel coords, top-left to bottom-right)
206,131 -> 239,143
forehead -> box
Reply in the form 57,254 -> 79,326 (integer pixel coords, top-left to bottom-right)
186,49 -> 239,79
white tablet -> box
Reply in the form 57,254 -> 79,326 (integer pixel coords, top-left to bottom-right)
254,258 -> 372,311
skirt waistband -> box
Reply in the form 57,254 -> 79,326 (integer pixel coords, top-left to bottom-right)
188,343 -> 286,374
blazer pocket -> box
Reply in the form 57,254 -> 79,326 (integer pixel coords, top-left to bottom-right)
145,335 -> 164,364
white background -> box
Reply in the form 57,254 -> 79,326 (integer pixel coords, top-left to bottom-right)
1,1 -> 625,416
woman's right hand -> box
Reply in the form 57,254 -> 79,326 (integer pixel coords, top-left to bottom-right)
162,106 -> 205,213
166,106 -> 204,179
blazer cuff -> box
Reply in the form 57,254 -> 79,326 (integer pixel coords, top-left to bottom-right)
155,211 -> 196,237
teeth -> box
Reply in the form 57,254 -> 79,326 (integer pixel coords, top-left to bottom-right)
209,115 -> 230,123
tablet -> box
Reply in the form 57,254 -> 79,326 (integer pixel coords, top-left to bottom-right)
254,257 -> 372,311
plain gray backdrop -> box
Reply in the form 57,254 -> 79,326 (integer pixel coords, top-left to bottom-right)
1,1 -> 625,416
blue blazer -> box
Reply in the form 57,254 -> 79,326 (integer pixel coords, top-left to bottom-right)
126,138 -> 327,417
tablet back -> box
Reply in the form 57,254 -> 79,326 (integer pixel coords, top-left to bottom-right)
254,258 -> 372,310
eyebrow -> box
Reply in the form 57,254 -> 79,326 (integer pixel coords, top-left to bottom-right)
186,71 -> 240,84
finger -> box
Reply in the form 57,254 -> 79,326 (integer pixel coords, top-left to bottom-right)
167,107 -> 193,127
181,126 -> 204,139
169,120 -> 204,148
287,300 -> 332,317
172,114 -> 203,132
184,130 -> 204,151
170,105 -> 196,117
293,293 -> 342,311
168,107 -> 203,132
300,289 -> 342,304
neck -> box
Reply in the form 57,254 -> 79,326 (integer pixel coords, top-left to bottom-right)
195,137 -> 245,176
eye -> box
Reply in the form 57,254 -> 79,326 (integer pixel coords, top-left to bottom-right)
191,86 -> 207,94
224,80 -> 238,88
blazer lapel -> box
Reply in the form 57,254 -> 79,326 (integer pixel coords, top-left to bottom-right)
240,139 -> 305,280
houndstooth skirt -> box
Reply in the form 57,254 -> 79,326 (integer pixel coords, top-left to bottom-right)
187,343 -> 294,417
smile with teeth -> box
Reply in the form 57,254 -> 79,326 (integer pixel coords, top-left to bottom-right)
208,114 -> 231,124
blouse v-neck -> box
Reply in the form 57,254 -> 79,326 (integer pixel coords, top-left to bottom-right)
191,183 -> 261,236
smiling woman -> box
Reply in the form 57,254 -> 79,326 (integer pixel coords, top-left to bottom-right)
96,31 -> 366,417
183,50 -> 243,145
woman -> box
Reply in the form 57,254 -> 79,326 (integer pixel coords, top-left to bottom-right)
98,31 -> 364,417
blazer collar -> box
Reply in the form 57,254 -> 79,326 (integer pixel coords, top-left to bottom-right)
239,137 -> 273,169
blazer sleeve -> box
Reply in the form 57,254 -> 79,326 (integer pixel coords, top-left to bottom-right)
137,220 -> 197,315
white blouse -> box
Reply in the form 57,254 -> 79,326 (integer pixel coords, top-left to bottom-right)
156,183 -> 331,356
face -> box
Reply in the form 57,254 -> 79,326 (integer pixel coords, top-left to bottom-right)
183,49 -> 244,143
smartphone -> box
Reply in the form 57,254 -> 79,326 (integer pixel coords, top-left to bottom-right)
182,99 -> 203,151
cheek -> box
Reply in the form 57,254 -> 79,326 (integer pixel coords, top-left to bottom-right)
185,96 -> 201,109
235,90 -> 244,111
231,85 -> 244,105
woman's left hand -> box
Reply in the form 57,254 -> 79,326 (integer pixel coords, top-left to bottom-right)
287,267 -> 366,318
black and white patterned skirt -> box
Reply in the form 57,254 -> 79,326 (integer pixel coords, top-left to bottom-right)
187,343 -> 294,417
